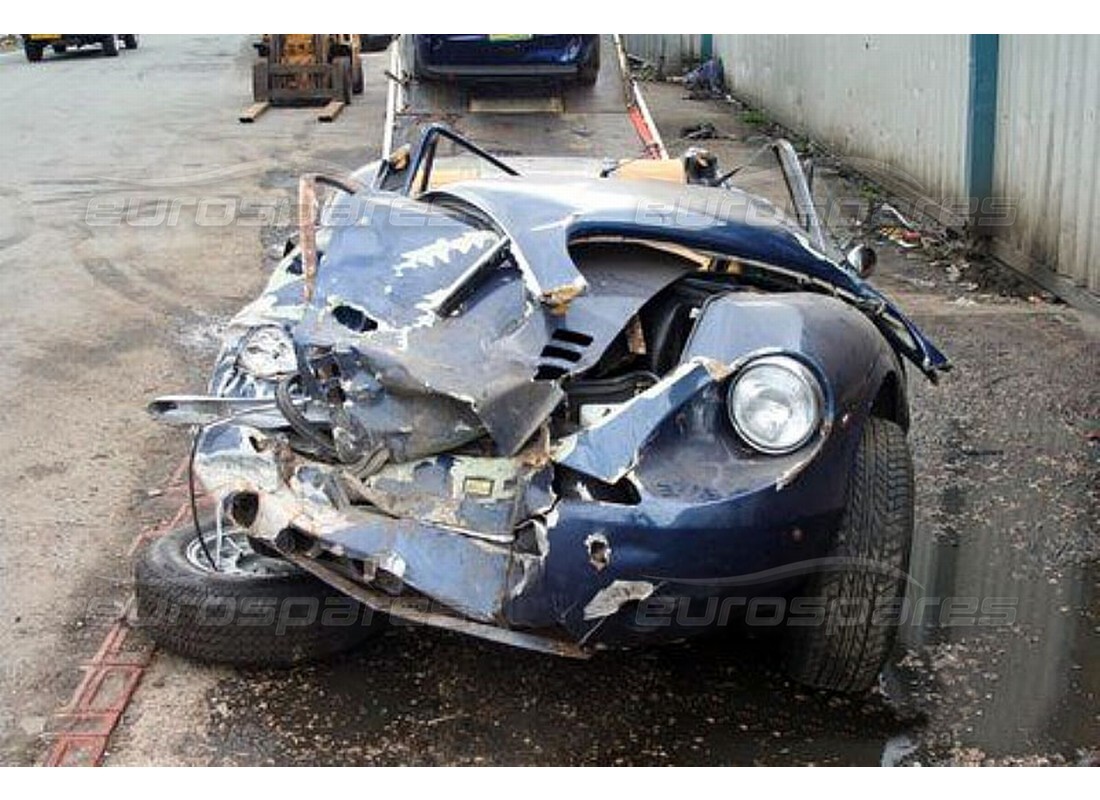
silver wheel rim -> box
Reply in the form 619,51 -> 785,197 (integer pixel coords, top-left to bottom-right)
183,525 -> 298,577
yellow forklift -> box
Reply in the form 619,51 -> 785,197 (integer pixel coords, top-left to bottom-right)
244,35 -> 363,121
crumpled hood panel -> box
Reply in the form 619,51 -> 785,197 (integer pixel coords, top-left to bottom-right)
292,186 -> 699,457
286,174 -> 946,461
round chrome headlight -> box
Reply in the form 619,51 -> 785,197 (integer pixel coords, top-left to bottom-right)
237,326 -> 297,378
728,356 -> 822,454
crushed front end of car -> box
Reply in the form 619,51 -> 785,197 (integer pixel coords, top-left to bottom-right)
145,126 -> 949,687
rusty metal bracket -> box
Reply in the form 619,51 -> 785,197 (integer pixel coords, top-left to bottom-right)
298,173 -> 361,302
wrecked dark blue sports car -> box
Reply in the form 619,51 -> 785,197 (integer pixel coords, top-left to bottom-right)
137,126 -> 949,692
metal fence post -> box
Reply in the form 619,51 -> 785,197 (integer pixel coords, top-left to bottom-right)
966,34 -> 999,237
700,34 -> 714,61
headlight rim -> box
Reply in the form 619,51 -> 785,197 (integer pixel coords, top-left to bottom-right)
727,354 -> 825,455
235,324 -> 299,379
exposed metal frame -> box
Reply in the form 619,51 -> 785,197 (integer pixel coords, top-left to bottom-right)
401,123 -> 520,197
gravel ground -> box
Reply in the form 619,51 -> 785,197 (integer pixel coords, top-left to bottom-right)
0,38 -> 1095,766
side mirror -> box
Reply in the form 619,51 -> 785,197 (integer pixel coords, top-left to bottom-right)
845,244 -> 877,278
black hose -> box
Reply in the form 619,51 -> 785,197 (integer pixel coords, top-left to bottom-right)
275,376 -> 340,460
350,441 -> 390,480
189,427 -> 218,571
565,370 -> 659,404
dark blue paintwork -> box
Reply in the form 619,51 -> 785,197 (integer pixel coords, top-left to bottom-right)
506,292 -> 904,642
413,34 -> 599,80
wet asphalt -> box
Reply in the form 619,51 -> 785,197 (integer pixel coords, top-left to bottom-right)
0,36 -> 1095,766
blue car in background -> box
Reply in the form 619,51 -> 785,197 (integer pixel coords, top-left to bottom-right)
412,34 -> 601,84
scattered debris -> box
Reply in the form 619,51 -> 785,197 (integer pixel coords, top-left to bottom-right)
679,121 -> 722,140
626,53 -> 661,82
682,57 -> 725,98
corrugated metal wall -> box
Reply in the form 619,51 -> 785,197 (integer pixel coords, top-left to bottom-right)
711,35 -> 971,206
995,35 -> 1100,291
630,34 -> 1100,293
622,34 -> 702,76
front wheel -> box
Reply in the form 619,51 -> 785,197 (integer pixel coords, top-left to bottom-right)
122,35 -> 138,49
332,56 -> 352,104
101,36 -> 119,57
134,520 -> 383,666
24,42 -> 43,62
252,59 -> 270,102
781,418 -> 914,693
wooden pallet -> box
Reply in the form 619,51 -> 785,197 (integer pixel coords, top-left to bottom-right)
238,101 -> 270,123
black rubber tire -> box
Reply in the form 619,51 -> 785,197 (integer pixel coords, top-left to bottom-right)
332,56 -> 352,104
252,60 -> 270,102
24,42 -> 43,62
351,56 -> 364,94
122,35 -> 138,50
101,36 -> 118,57
134,522 -> 383,667
781,418 -> 914,693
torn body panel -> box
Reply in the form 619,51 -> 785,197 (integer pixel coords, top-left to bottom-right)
192,424 -> 544,623
554,358 -> 724,485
